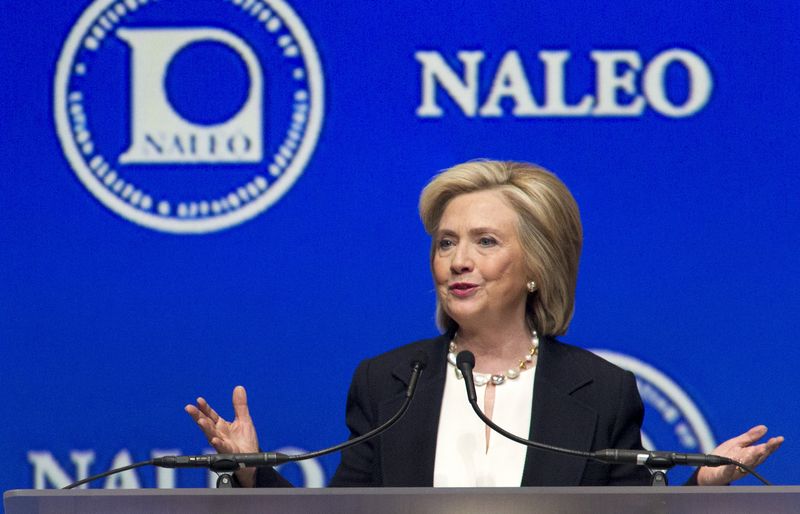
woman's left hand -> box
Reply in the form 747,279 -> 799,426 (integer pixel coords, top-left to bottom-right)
696,425 -> 784,485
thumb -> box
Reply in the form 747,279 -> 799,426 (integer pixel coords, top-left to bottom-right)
232,385 -> 252,422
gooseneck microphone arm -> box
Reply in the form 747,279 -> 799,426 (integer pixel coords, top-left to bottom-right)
63,352 -> 428,490
61,460 -> 154,490
455,350 -> 771,486
265,351 -> 428,464
456,351 -> 593,461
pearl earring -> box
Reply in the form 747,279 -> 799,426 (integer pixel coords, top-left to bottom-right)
527,280 -> 537,293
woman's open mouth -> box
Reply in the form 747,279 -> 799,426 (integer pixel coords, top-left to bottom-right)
449,282 -> 478,298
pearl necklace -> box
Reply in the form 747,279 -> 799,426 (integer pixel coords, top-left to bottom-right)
446,330 -> 539,386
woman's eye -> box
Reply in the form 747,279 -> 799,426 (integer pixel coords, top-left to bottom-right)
438,238 -> 455,249
478,236 -> 497,247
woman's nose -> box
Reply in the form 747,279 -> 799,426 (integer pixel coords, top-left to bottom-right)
450,245 -> 473,273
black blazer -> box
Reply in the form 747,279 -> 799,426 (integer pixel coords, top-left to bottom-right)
257,335 -> 651,487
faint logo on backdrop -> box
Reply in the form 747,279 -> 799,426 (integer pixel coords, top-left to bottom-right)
54,0 -> 324,234
28,446 -> 324,488
591,349 -> 717,455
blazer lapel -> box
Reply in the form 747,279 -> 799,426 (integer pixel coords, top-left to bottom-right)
378,337 -> 448,486
522,338 -> 598,486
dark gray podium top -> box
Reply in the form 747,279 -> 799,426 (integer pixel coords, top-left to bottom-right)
5,486 -> 800,514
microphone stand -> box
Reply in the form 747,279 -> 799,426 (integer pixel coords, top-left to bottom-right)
217,473 -> 233,488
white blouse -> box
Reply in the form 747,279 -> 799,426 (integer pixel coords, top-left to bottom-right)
433,365 -> 535,487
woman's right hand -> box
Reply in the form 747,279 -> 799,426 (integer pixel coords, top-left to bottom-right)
185,385 -> 260,487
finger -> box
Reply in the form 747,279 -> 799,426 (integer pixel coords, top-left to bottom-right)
751,436 -> 784,455
185,404 -> 200,420
186,402 -> 219,426
195,416 -> 222,444
197,397 -> 223,424
735,442 -> 777,469
185,404 -> 213,425
764,436 -> 784,454
232,385 -> 252,423
734,425 -> 768,446
752,436 -> 784,465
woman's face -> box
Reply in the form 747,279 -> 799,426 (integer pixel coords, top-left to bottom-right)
432,190 -> 529,329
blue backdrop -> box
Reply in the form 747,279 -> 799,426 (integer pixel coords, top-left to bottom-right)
1,0 -> 797,497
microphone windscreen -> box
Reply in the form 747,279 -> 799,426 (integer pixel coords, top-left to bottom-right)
456,350 -> 475,369
412,350 -> 428,370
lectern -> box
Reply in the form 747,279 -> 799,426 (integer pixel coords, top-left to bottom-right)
5,486 -> 800,514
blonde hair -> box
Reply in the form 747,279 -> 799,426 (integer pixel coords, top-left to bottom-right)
418,160 -> 583,336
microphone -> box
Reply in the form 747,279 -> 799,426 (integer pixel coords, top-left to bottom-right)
455,350 -> 770,485
63,351 -> 428,489
592,448 -> 729,468
458,350 -> 478,403
152,451 -> 288,472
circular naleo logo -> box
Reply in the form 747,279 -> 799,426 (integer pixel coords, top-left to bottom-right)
55,0 -> 324,233
591,349 -> 716,454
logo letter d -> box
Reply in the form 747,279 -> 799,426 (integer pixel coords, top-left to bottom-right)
117,27 -> 263,164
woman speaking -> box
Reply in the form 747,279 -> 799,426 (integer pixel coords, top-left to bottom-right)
186,160 -> 781,487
